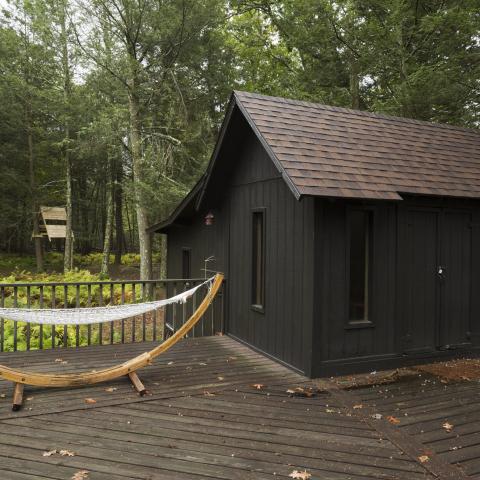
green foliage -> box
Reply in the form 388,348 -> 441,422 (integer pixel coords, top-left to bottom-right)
0,252 -> 162,273
0,0 -> 478,259
0,268 -> 162,351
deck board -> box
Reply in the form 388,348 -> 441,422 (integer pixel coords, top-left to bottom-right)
355,373 -> 480,478
0,336 -> 471,479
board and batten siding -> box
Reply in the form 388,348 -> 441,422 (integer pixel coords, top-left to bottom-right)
166,127 -> 315,374
313,200 -> 397,375
226,131 -> 314,373
312,196 -> 480,376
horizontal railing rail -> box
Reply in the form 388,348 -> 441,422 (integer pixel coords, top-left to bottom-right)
0,278 -> 225,353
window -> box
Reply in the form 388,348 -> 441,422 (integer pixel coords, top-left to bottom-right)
348,210 -> 373,324
252,210 -> 265,310
182,248 -> 191,279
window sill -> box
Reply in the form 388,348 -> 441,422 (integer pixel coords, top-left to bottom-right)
251,304 -> 265,314
345,320 -> 374,330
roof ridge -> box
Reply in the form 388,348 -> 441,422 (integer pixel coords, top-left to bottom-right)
233,90 -> 479,136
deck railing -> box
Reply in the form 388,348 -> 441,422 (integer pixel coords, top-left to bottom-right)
0,278 -> 225,352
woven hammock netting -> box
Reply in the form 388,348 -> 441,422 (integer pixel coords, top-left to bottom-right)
0,276 -> 214,326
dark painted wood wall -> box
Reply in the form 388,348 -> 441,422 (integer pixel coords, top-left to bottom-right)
165,110 -> 480,377
313,200 -> 398,375
312,196 -> 480,376
225,132 -> 314,374
166,119 -> 315,374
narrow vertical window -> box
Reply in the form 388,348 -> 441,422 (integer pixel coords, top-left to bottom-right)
348,210 -> 373,323
182,248 -> 191,279
252,210 -> 265,310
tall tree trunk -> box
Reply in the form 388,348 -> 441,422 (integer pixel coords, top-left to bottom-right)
101,157 -> 114,277
395,10 -> 410,118
114,158 -> 124,265
349,57 -> 360,110
60,1 -> 73,272
26,100 -> 43,271
128,74 -> 152,281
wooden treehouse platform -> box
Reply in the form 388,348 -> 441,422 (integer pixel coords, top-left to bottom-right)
0,336 -> 478,479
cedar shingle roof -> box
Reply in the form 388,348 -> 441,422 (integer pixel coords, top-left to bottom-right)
235,91 -> 480,200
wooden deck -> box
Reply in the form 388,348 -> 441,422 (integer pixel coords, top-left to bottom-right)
0,337 -> 476,479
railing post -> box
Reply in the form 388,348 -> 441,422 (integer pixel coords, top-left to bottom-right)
75,285 -> 80,347
121,284 -> 126,344
51,285 -> 56,349
110,283 -> 114,345
131,282 -> 136,343
0,287 -> 4,352
13,286 -> 18,352
63,285 -> 68,348
39,286 -> 44,349
87,284 -> 92,346
26,286 -> 31,351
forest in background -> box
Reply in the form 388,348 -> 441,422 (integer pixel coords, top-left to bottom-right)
1,0 -> 479,279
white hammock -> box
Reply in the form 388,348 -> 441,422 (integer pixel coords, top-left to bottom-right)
0,276 -> 214,326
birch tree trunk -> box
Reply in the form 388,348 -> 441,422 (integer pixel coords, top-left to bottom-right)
101,157 -> 114,277
114,159 -> 124,265
60,1 -> 73,272
128,74 -> 152,281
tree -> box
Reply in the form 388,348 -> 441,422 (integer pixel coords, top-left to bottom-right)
76,0 -> 227,280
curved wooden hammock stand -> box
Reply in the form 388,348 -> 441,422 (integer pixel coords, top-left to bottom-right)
0,274 -> 224,411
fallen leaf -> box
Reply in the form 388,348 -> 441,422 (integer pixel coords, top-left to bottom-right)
387,415 -> 401,425
0,394 -> 6,398
372,413 -> 383,420
443,422 -> 454,432
55,358 -> 63,363
353,404 -> 363,409
167,361 -> 174,365
203,391 -> 216,397
84,398 -> 97,404
251,384 -> 265,390
105,387 -> 118,393
288,470 -> 312,479
71,471 -> 89,480
59,449 -> 75,457
418,455 -> 429,463
43,450 -> 57,457
217,376 -> 225,381
26,397 -> 34,401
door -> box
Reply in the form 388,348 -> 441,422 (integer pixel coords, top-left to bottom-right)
400,207 -> 472,353
439,211 -> 472,348
402,209 -> 439,353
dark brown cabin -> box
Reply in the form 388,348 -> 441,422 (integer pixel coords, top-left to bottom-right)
149,91 -> 480,377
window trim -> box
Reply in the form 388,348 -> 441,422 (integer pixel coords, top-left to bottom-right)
251,207 -> 266,314
345,206 -> 375,328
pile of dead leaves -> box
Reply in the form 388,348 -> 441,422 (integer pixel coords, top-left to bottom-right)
43,449 -> 75,457
286,387 -> 321,398
334,368 -> 418,389
414,358 -> 480,382
289,469 -> 312,479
